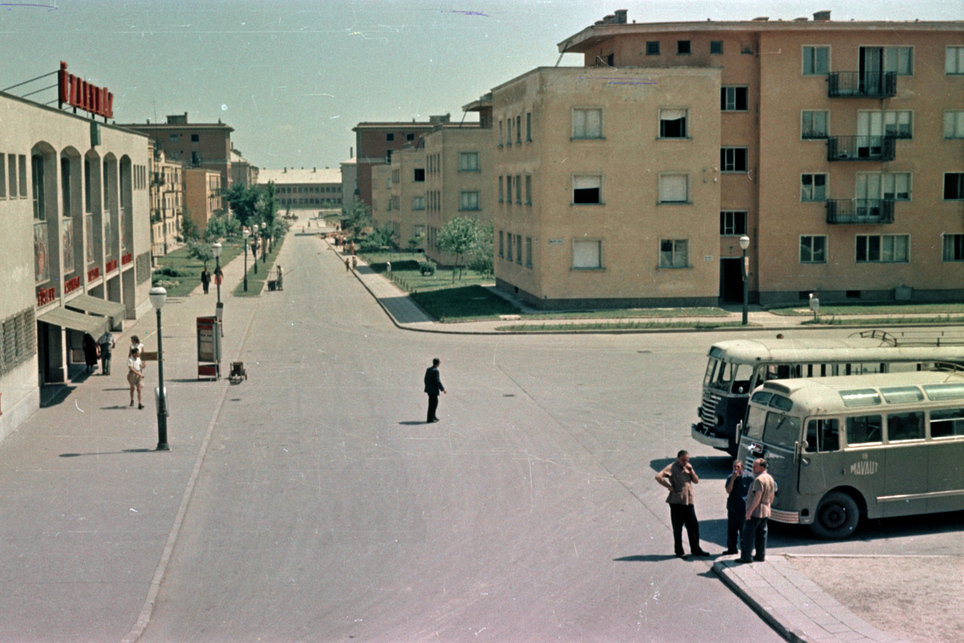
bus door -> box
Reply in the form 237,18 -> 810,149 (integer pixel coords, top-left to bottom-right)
799,419 -> 845,495
881,410 -> 929,518
927,407 -> 964,514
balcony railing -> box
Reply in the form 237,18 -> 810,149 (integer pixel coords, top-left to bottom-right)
826,136 -> 896,162
828,71 -> 897,98
826,199 -> 895,224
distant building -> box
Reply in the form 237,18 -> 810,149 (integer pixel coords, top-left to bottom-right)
258,167 -> 343,214
340,155 -> 358,208
370,164 -> 393,231
183,169 -> 223,231
149,149 -> 183,257
383,147 -> 428,248
230,146 -> 259,188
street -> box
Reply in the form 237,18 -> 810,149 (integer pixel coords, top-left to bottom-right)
1,229 -> 961,641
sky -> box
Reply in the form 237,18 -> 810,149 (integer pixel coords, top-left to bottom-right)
0,0 -> 959,171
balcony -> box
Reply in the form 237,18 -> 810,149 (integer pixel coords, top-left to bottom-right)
826,136 -> 896,162
826,199 -> 895,224
828,71 -> 897,98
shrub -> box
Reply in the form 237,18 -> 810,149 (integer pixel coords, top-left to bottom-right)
419,261 -> 436,276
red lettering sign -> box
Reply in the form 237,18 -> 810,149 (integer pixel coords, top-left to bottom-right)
64,276 -> 81,295
106,258 -> 118,273
58,62 -> 114,119
87,267 -> 100,281
121,252 -> 132,266
37,287 -> 56,307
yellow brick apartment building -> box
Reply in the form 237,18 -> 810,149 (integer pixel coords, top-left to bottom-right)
493,10 -> 964,308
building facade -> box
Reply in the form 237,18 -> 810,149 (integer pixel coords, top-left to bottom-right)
230,146 -> 259,188
258,167 -> 343,214
384,147 -> 428,247
370,164 -> 392,231
149,149 -> 183,258
0,89 -> 152,441
183,168 -> 223,231
549,11 -> 964,306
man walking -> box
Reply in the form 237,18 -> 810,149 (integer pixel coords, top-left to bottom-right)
97,329 -> 116,375
655,450 -> 709,558
423,358 -> 445,423
740,458 -> 776,563
200,267 -> 211,294
723,459 -> 754,555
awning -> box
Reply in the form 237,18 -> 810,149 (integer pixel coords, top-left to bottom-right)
38,306 -> 109,337
64,294 -> 127,322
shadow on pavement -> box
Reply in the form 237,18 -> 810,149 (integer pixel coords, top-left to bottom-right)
613,554 -> 681,562
40,385 -> 77,408
60,449 -> 156,458
769,508 -> 964,549
399,421 -> 428,426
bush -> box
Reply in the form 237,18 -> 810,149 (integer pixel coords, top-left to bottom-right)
154,266 -> 182,278
419,261 -> 436,276
152,278 -> 180,289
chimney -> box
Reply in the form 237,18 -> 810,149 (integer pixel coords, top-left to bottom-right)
313,167 -> 316,172
614,9 -> 627,24
813,10 -> 831,21
350,146 -> 354,158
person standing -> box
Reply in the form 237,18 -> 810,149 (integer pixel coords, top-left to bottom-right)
723,460 -> 754,555
82,332 -> 99,374
655,450 -> 709,558
740,458 -> 776,563
97,329 -> 116,376
129,335 -> 144,357
423,358 -> 445,423
201,267 -> 211,294
127,348 -> 146,409
276,265 -> 284,291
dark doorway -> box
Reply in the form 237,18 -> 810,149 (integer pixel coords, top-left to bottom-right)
720,257 -> 744,303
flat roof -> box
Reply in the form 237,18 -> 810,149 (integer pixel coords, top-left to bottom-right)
259,168 -> 341,184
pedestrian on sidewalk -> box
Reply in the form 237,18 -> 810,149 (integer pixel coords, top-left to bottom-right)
201,267 -> 211,294
129,335 -> 144,357
723,459 -> 753,555
423,358 -> 445,423
656,450 -> 710,558
740,458 -> 776,563
351,256 -> 357,270
83,332 -> 99,374
276,265 -> 284,290
97,329 -> 116,376
345,257 -> 350,271
127,348 -> 145,409
214,266 -> 223,289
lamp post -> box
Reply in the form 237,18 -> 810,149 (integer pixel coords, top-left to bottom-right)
261,222 -> 267,264
212,242 -> 222,304
740,234 -> 750,326
242,228 -> 250,291
149,286 -> 169,451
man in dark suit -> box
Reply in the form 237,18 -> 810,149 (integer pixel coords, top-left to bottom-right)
424,358 -> 445,423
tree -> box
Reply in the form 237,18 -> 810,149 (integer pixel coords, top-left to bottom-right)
187,239 -> 214,266
437,216 -> 483,281
204,214 -> 227,242
223,183 -> 263,228
180,214 -> 200,242
468,222 -> 494,276
361,223 -> 395,251
342,199 -> 372,238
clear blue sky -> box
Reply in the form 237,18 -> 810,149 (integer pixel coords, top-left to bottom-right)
0,0 -> 958,171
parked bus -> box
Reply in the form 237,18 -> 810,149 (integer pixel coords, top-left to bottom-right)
691,334 -> 964,454
737,369 -> 964,539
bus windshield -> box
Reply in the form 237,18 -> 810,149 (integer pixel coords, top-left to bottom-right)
705,358 -> 754,394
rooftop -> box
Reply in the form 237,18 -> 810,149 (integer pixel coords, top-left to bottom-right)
258,167 -> 341,185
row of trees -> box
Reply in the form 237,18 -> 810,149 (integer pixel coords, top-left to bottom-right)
341,201 -> 493,279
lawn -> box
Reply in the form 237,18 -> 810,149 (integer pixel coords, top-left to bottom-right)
771,302 -> 964,316
232,235 -> 286,297
152,240 -> 244,298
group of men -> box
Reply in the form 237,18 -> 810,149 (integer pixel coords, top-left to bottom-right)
656,450 -> 775,562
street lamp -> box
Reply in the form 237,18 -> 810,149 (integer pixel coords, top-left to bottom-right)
740,234 -> 751,326
212,241 -> 223,304
149,286 -> 170,451
261,222 -> 267,264
242,228 -> 250,291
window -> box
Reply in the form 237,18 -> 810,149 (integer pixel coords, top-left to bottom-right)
721,87 -> 748,112
413,168 -> 425,182
498,120 -> 503,147
572,108 -> 603,139
61,157 -> 70,219
169,134 -> 178,142
677,40 -> 691,55
945,173 -> 964,200
191,151 -> 201,166
506,119 -> 512,146
31,154 -> 44,220
856,173 -> 911,201
498,231 -> 504,258
710,40 -> 723,55
721,147 -> 748,172
516,116 -> 522,144
802,111 -> 829,138
506,175 -> 512,204
943,234 -> 964,262
412,196 -> 425,210
507,234 -> 513,262
888,412 -> 924,442
573,240 -> 602,269
800,236 -> 827,263
406,133 -> 415,142
931,408 -> 964,438
805,419 -> 840,453
572,175 -> 602,204
659,109 -> 688,138
526,112 -> 532,141
7,154 -> 16,198
459,190 -> 480,211
0,154 -> 5,198
515,174 -> 522,204
658,174 -> 688,204
498,175 -> 504,203
191,134 -> 199,142
385,150 -> 393,164
525,237 -> 532,267
801,173 -> 827,201
847,415 -> 883,445
646,41 -> 660,56
856,234 -> 909,263
720,211 -> 747,236
945,111 -> 964,139
803,46 -> 830,75
516,234 -> 522,264
948,47 -> 964,74
883,47 -> 914,75
386,133 -> 395,142
19,154 -> 27,197
880,110 -> 913,138
659,239 -> 689,268
525,175 -> 532,205
460,152 -> 479,172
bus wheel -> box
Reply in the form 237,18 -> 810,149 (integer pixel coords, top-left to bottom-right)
810,492 -> 860,539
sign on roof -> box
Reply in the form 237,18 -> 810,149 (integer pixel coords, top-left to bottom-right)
58,61 -> 113,120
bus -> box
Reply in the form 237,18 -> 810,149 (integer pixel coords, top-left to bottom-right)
737,369 -> 964,539
691,334 -> 964,454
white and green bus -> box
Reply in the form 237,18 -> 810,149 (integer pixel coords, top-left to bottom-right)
692,334 -> 964,455
737,369 -> 964,539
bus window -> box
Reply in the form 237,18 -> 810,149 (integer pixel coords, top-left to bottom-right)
703,358 -> 720,387
731,363 -> 753,394
763,412 -> 801,449
930,408 -> 964,438
806,419 -> 840,452
744,404 -> 768,441
887,411 -> 925,441
881,386 -> 924,404
840,388 -> 881,407
847,415 -> 883,445
923,382 -> 964,401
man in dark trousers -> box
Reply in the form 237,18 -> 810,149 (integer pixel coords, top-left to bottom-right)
200,267 -> 211,294
655,450 -> 710,558
423,358 -> 445,423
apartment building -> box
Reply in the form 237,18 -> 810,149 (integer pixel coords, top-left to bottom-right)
510,10 -> 964,307
149,149 -> 183,257
492,65 -> 722,308
0,87 -> 152,440
230,146 -> 259,188
122,113 -> 235,192
423,110 -> 493,266
183,168 -> 223,231
259,167 -> 342,214
370,164 -> 392,230
383,147 -> 428,247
